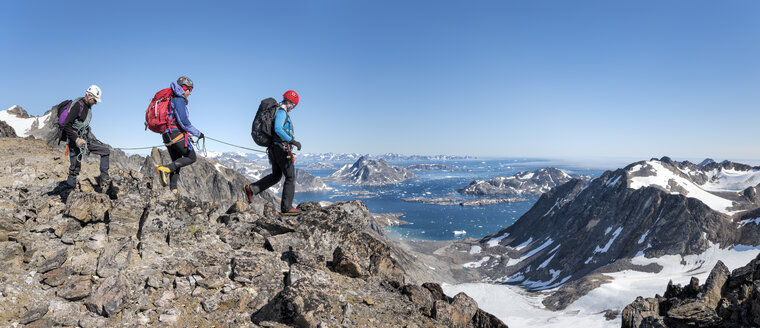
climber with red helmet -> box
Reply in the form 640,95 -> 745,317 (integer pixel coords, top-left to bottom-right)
244,90 -> 302,215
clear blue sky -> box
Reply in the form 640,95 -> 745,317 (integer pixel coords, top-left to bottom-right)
1,1 -> 758,161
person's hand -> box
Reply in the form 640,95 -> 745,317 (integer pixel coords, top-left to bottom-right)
290,139 -> 302,151
75,138 -> 86,147
199,133 -> 205,140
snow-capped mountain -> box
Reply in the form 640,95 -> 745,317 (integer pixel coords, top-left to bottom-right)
458,167 -> 590,195
324,156 -> 417,186
453,156 -> 760,312
207,152 -> 332,193
0,105 -> 58,142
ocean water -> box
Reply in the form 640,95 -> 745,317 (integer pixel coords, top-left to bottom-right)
295,159 -> 607,241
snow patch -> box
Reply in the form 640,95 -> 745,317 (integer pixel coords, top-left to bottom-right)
487,233 -> 509,247
507,239 -> 554,266
637,230 -> 650,244
469,245 -> 482,255
594,227 -> 622,254
463,256 -> 490,269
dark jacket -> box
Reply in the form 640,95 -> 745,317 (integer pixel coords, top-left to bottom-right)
63,99 -> 92,142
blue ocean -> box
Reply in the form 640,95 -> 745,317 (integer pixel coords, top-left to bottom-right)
294,159 -> 610,241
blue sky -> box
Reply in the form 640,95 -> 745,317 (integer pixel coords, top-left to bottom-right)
1,1 -> 758,161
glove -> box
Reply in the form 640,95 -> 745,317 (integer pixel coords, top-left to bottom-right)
75,138 -> 86,147
198,133 -> 205,140
290,139 -> 302,151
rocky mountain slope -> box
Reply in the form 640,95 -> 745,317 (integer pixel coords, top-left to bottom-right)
458,167 -> 590,196
325,156 -> 417,186
622,254 -> 760,328
207,152 -> 333,193
445,157 -> 760,312
0,136 -> 507,327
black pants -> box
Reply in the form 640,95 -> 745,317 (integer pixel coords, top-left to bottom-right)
67,138 -> 110,186
252,144 -> 295,211
162,131 -> 197,188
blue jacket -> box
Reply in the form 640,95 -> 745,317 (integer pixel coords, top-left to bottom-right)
273,108 -> 293,145
166,82 -> 201,138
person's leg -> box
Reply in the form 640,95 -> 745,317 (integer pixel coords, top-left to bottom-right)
280,159 -> 296,212
66,149 -> 81,187
252,147 -> 283,191
269,146 -> 296,212
157,132 -> 181,187
87,139 -> 111,181
169,145 -> 196,189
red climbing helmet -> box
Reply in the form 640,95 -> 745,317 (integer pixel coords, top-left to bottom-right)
283,90 -> 299,106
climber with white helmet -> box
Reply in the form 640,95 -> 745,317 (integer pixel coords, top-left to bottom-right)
58,84 -> 110,189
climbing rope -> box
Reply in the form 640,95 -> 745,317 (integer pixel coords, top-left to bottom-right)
204,136 -> 267,153
109,135 -> 267,155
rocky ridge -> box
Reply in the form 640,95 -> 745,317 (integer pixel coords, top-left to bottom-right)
622,254 -> 760,328
325,156 -> 417,186
458,167 -> 590,196
0,137 -> 507,327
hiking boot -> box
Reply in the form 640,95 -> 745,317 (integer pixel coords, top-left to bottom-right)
156,166 -> 171,187
65,176 -> 77,189
281,208 -> 301,216
171,188 -> 178,194
97,174 -> 110,187
243,184 -> 260,203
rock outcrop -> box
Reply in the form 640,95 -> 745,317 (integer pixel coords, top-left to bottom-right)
622,254 -> 760,328
0,137 -> 506,327
325,156 -> 417,186
0,120 -> 17,137
458,167 -> 590,195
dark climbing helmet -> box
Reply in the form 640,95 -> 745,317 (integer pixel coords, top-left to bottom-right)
283,90 -> 299,106
177,76 -> 194,90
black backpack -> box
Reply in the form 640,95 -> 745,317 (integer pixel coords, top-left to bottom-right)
251,97 -> 279,147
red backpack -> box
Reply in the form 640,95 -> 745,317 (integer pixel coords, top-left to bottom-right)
144,88 -> 175,133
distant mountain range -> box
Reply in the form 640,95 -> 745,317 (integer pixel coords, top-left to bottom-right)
458,167 -> 591,196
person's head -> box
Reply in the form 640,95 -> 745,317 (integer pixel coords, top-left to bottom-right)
85,85 -> 102,105
177,76 -> 194,96
283,90 -> 299,111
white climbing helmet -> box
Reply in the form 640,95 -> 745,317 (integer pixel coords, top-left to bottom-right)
86,85 -> 102,103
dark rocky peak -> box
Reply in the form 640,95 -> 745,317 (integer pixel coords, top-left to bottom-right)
698,158 -> 716,167
6,105 -> 30,118
325,156 -> 417,186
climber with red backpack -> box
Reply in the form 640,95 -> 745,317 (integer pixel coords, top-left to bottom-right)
57,85 -> 110,188
145,76 -> 204,193
244,90 -> 302,215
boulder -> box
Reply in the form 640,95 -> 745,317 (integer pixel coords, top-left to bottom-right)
65,191 -> 111,223
85,273 -> 128,317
